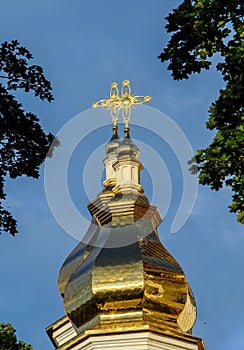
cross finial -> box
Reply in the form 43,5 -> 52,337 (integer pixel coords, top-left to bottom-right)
92,80 -> 151,127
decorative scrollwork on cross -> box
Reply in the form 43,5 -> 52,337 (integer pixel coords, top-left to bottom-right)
92,80 -> 151,127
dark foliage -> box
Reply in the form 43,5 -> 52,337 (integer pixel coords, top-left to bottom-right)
159,0 -> 244,223
0,40 -> 55,235
0,323 -> 33,350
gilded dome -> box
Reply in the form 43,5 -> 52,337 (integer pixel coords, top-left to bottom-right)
58,128 -> 196,336
105,125 -> 120,155
117,127 -> 140,160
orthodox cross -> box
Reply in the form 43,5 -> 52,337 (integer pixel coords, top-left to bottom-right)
92,80 -> 151,127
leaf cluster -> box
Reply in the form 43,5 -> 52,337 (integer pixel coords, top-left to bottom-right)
0,323 -> 33,350
159,0 -> 244,223
0,40 -> 55,235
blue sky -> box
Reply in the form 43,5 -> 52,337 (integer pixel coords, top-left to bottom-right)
0,1 -> 243,349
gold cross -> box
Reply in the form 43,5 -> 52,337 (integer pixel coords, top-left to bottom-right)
92,80 -> 151,127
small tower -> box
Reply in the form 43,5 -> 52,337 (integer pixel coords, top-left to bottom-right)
103,125 -> 120,189
46,81 -> 206,350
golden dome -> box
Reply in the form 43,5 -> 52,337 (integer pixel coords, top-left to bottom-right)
105,125 -> 120,155
116,127 -> 140,160
58,128 -> 196,336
